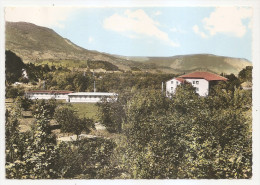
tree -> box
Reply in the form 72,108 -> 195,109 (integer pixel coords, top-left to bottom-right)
5,107 -> 21,164
51,142 -> 84,178
224,73 -> 241,92
73,73 -> 90,92
97,96 -> 126,133
22,102 -> 57,178
6,100 -> 58,179
238,66 -> 252,83
5,50 -> 25,84
54,106 -> 94,139
5,86 -> 25,99
31,99 -> 58,119
117,86 -> 252,179
16,96 -> 33,111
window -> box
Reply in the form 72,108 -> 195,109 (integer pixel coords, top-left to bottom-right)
196,87 -> 199,92
196,81 -> 199,84
176,81 -> 178,85
171,81 -> 173,84
193,81 -> 195,84
171,87 -> 173,90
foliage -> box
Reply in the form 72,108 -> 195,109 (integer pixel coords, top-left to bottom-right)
130,66 -> 141,71
31,99 -> 58,119
15,96 -> 33,111
24,63 -> 52,82
54,106 -> 94,138
6,100 -> 58,179
118,86 -> 252,179
41,69 -> 173,93
5,102 -> 33,179
5,85 -> 25,98
97,96 -> 126,133
87,60 -> 119,71
5,108 -> 22,164
77,138 -> 116,178
23,102 -> 57,178
51,142 -> 84,178
238,66 -> 252,83
5,65 -> 252,179
223,73 -> 241,92
51,138 -> 116,179
5,50 -> 26,84
46,71 -> 90,91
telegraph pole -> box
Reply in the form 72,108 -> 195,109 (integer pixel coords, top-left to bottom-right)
43,81 -> 45,90
93,70 -> 96,92
161,82 -> 164,95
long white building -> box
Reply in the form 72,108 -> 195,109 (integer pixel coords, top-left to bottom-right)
166,71 -> 227,97
25,90 -> 73,101
67,92 -> 118,103
25,90 -> 118,103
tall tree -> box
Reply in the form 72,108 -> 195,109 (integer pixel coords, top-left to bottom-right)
54,106 -> 94,139
5,50 -> 25,84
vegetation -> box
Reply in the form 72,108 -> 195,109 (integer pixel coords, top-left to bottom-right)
5,50 -> 26,84
54,106 -> 94,139
71,103 -> 99,121
5,99 -> 113,178
6,99 -> 57,178
238,66 -> 252,83
97,97 -> 126,133
5,53 -> 252,179
87,60 -> 119,71
121,86 -> 251,179
6,86 -> 25,99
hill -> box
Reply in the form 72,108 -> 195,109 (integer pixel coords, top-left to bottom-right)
5,22 -> 133,71
6,21 -> 252,74
125,54 -> 252,74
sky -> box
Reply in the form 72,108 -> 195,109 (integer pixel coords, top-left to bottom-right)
5,6 -> 253,60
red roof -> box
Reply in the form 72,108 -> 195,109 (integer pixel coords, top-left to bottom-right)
175,77 -> 186,83
27,90 -> 73,94
179,71 -> 227,81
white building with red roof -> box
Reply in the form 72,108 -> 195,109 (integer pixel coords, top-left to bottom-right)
25,90 -> 74,101
25,90 -> 118,103
166,71 -> 227,96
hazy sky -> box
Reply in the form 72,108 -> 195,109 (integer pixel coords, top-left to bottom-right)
5,7 -> 253,60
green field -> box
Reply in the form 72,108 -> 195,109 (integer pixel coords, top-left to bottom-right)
71,103 -> 99,122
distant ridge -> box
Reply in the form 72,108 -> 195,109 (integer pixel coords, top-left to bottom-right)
6,21 -> 252,74
5,22 -> 123,62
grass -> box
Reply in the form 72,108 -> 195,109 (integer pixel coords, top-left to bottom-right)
71,103 -> 99,122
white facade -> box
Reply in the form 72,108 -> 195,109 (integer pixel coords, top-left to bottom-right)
26,91 -> 72,100
166,78 -> 181,95
26,91 -> 118,103
166,78 -> 209,97
185,79 -> 209,96
26,93 -> 54,100
67,92 -> 118,103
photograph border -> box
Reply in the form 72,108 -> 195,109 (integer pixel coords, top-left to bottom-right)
1,0 -> 260,185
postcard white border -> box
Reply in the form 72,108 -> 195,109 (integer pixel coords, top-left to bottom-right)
0,1 -> 259,185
